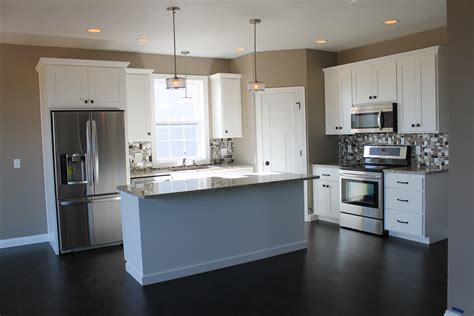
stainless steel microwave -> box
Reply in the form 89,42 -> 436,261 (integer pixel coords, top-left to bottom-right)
351,103 -> 397,133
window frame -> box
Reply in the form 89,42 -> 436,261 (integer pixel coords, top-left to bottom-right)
150,74 -> 210,168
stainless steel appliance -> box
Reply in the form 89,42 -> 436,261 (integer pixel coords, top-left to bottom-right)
51,110 -> 127,253
339,145 -> 410,235
351,103 -> 397,133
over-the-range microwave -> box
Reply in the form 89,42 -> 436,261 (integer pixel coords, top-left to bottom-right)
351,103 -> 397,134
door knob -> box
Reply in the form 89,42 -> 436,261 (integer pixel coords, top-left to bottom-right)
265,161 -> 270,166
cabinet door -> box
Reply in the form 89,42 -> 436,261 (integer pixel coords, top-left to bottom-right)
327,181 -> 340,220
352,65 -> 374,105
126,74 -> 152,141
397,54 -> 437,133
325,72 -> 342,135
221,78 -> 242,138
87,67 -> 124,108
49,65 -> 88,108
373,61 -> 397,103
313,179 -> 328,216
397,58 -> 418,132
340,69 -> 353,135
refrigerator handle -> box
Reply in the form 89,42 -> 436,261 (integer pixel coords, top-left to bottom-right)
85,120 -> 93,187
91,120 -> 99,184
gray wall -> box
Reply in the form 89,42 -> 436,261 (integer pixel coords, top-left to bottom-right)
0,43 -> 230,240
337,27 -> 447,65
447,0 -> 474,313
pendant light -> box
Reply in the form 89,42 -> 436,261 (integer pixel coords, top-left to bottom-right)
248,18 -> 265,92
180,51 -> 193,103
166,7 -> 186,89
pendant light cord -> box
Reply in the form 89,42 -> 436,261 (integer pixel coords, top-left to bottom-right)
173,9 -> 177,78
254,21 -> 257,82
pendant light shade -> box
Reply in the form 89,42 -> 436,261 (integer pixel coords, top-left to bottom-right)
166,7 -> 186,90
248,18 -> 265,93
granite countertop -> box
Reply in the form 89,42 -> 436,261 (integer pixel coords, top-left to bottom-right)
383,166 -> 449,175
118,172 -> 319,198
130,164 -> 253,179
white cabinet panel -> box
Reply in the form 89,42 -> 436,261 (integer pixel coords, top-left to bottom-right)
313,179 -> 329,216
312,165 -> 340,221
374,61 -> 397,103
324,69 -> 352,135
210,73 -> 242,138
384,173 -> 423,191
352,65 -> 374,105
49,65 -> 88,107
313,166 -> 339,182
397,54 -> 438,133
126,73 -> 153,141
385,209 -> 423,236
88,67 -> 124,108
385,188 -> 423,214
327,181 -> 341,219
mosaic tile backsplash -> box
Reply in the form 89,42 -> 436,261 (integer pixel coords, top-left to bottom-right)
339,133 -> 449,169
129,138 -> 234,170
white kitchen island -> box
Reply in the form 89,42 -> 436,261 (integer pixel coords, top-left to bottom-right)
117,172 -> 317,286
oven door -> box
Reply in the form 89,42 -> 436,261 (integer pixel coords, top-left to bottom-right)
340,171 -> 383,219
351,103 -> 397,133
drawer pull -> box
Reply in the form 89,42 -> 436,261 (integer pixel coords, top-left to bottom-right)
322,174 -> 331,177
396,220 -> 409,224
396,181 -> 409,184
396,198 -> 409,202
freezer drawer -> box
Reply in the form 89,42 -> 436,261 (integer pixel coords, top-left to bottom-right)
57,195 -> 123,252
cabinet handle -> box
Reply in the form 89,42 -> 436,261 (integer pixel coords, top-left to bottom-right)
340,126 -> 343,129
225,130 -> 228,134
322,174 -> 330,177
147,132 -> 151,136
265,161 -> 270,166
396,181 -> 409,185
85,99 -> 88,104
369,96 -> 373,100
397,198 -> 409,202
411,124 -> 415,127
396,220 -> 409,224
335,126 -> 338,130
373,96 -> 377,99
91,99 -> 94,104
416,123 -> 420,127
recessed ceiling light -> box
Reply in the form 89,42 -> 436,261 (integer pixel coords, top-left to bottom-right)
383,19 -> 399,25
315,40 -> 327,44
236,48 -> 247,52
87,28 -> 102,33
137,37 -> 150,43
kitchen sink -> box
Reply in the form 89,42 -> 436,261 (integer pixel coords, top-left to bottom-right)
169,165 -> 213,172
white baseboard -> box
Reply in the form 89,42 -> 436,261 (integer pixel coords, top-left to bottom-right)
0,233 -> 49,250
127,241 -> 307,286
389,231 -> 431,244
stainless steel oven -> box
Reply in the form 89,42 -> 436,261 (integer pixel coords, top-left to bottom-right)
351,103 -> 397,133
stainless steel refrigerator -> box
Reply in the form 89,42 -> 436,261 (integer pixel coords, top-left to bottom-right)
51,110 -> 127,253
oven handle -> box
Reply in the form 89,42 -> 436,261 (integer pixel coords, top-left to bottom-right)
340,173 -> 382,181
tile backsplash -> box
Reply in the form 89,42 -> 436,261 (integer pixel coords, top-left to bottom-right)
339,133 -> 449,169
129,138 -> 234,170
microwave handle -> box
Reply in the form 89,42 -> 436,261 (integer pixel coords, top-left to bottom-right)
377,111 -> 384,130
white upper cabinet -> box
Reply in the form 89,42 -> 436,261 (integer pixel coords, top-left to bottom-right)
352,61 -> 397,105
397,53 -> 439,133
36,58 -> 129,109
87,67 -> 125,108
324,68 -> 352,135
126,69 -> 154,142
210,73 -> 242,138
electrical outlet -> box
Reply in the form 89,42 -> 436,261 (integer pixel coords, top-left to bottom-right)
13,159 -> 21,169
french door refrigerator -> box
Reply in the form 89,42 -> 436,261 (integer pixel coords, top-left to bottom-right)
51,110 -> 127,253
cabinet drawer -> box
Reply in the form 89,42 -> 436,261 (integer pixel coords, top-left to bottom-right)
384,173 -> 423,191
312,166 -> 339,182
385,188 -> 423,214
385,209 -> 423,236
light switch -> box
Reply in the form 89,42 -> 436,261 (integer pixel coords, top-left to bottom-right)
13,159 -> 21,169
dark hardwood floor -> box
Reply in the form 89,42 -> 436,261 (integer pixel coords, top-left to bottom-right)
0,221 -> 447,316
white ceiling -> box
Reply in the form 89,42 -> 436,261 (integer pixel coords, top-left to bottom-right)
0,0 -> 446,59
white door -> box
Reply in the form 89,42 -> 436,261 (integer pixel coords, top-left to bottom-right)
49,65 -> 88,108
397,58 -> 418,132
352,65 -> 374,105
416,54 -> 437,132
374,61 -> 397,103
221,77 -> 242,138
259,89 -> 305,174
88,67 -> 123,108
126,74 -> 152,141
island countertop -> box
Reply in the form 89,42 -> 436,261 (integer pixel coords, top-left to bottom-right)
118,172 -> 318,198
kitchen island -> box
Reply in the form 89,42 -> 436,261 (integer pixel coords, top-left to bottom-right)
117,172 -> 317,286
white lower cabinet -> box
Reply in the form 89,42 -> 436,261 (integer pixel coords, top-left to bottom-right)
384,171 -> 447,244
312,165 -> 340,223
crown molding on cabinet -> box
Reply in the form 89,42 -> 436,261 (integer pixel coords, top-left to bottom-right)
36,57 -> 130,71
126,68 -> 155,75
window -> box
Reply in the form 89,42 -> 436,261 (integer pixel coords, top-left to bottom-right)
152,75 -> 209,167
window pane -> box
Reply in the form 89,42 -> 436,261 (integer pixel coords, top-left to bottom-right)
185,140 -> 197,157
169,125 -> 184,140
170,140 -> 185,159
184,125 -> 197,139
155,141 -> 170,160
156,126 -> 170,141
